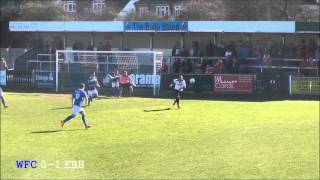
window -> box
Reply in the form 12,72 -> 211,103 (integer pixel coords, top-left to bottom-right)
139,6 -> 149,16
64,1 -> 76,13
93,0 -> 106,11
156,5 -> 170,17
174,5 -> 184,17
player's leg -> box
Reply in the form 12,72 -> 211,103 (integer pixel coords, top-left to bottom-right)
0,96 -> 8,108
94,89 -> 99,98
129,85 -> 133,97
80,110 -> 91,128
173,90 -> 178,106
119,85 -> 123,97
176,91 -> 181,109
87,90 -> 94,106
60,106 -> 79,128
0,89 -> 8,108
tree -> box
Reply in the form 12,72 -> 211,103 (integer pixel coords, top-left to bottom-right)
124,11 -> 163,21
176,0 -> 225,21
223,0 -> 318,21
77,7 -> 118,21
18,0 -> 68,20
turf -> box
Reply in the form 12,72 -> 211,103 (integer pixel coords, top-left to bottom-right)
1,92 -> 319,179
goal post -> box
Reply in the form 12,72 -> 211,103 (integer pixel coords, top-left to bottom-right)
55,50 -> 163,96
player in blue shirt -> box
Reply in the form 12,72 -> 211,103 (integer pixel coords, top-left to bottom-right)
60,83 -> 91,129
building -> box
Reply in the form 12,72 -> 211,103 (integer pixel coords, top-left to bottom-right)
134,0 -> 186,18
61,0 -> 130,14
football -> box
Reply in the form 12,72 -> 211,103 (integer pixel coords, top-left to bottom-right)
189,78 -> 196,84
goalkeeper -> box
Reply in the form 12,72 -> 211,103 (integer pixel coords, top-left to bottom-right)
119,71 -> 135,97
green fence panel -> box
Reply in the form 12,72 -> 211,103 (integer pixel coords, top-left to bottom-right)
291,76 -> 320,95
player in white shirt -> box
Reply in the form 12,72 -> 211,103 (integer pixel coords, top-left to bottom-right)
87,72 -> 100,106
170,74 -> 186,109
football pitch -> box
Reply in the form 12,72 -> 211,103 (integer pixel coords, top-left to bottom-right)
1,92 -> 319,179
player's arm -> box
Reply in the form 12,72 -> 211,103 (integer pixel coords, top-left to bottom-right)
183,80 -> 186,89
71,94 -> 75,107
169,80 -> 174,88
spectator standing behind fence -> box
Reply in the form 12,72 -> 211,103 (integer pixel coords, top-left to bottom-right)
190,41 -> 200,57
172,42 -> 185,73
86,42 -> 93,51
315,46 -> 320,61
225,48 -> 233,73
206,39 -> 215,57
105,40 -> 112,51
262,52 -> 272,66
182,59 -> 193,74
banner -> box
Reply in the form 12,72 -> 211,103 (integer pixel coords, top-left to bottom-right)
124,21 -> 188,32
214,74 -> 253,93
0,70 -> 6,86
130,74 -> 160,88
33,71 -> 55,88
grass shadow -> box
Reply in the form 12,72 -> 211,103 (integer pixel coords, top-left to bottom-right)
144,108 -> 171,112
51,107 -> 71,110
31,129 -> 84,134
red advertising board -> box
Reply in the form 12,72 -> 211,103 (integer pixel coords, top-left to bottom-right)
214,74 -> 253,93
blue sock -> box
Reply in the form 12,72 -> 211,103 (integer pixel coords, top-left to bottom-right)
82,114 -> 88,126
63,114 -> 75,123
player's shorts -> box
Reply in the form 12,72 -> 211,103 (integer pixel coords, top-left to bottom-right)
88,89 -> 98,97
174,90 -> 182,99
72,105 -> 84,116
120,83 -> 132,90
0,88 -> 4,97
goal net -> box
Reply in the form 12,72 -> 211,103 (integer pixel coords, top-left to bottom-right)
54,50 -> 163,95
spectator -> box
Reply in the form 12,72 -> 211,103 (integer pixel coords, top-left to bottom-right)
315,46 -> 320,61
255,54 -> 263,66
44,41 -> 50,53
298,39 -> 307,59
181,59 -> 193,74
286,42 -> 297,58
205,39 -> 215,57
225,48 -> 233,73
97,42 -> 104,51
205,64 -> 214,75
215,59 -> 224,74
238,42 -> 249,60
161,60 -> 168,73
190,41 -> 200,57
105,40 -> 112,51
262,52 -> 272,66
173,58 -> 181,73
172,42 -> 181,57
306,39 -> 317,58
86,42 -> 93,51
217,40 -> 225,57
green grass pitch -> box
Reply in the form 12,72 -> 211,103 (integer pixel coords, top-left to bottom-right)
1,92 -> 319,179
